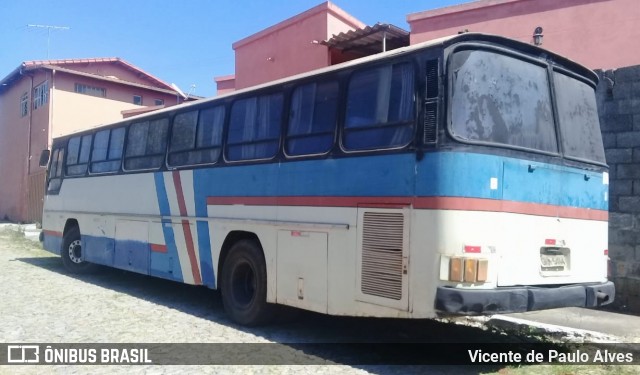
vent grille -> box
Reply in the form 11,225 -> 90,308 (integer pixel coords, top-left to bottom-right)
426,59 -> 439,99
424,59 -> 439,145
423,101 -> 437,144
361,212 -> 404,300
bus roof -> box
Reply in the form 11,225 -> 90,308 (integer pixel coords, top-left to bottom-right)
57,33 -> 597,139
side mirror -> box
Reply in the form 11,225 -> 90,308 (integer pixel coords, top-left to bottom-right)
39,149 -> 50,167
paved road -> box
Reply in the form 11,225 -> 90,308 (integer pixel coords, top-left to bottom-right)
0,226 -> 637,374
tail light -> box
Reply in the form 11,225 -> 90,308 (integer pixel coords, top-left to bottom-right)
445,256 -> 489,283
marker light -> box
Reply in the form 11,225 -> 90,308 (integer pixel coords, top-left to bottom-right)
446,256 -> 489,283
450,257 -> 463,282
477,259 -> 489,282
464,259 -> 478,282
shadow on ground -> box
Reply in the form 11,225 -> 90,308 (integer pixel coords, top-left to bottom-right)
17,255 -> 562,374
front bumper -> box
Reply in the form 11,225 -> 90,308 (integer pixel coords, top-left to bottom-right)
436,281 -> 615,314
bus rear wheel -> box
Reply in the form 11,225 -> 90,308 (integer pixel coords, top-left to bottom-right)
61,226 -> 96,274
221,239 -> 275,326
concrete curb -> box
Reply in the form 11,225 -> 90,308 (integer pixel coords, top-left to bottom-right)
439,314 -> 625,344
483,315 -> 622,343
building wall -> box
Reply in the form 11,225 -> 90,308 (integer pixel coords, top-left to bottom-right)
50,71 -> 177,138
233,11 -> 330,90
408,0 -> 640,70
0,70 -> 51,221
231,2 -> 364,90
54,71 -> 178,109
596,66 -> 640,313
214,75 -> 236,96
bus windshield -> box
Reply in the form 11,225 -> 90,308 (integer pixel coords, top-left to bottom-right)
449,48 -> 605,164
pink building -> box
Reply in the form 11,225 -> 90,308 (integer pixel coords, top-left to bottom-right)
218,0 -> 638,95
407,0 -> 640,70
0,58 -> 185,222
216,1 -> 413,94
225,1 -> 365,91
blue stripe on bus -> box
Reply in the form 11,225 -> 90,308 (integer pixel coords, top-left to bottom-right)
192,152 -> 607,211
192,173 -> 215,288
43,234 -> 62,255
415,152 -> 607,210
113,239 -> 149,274
153,172 -> 184,282
196,220 -> 214,288
83,235 -> 115,265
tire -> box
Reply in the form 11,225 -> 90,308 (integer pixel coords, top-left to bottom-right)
221,239 -> 275,326
60,226 -> 97,274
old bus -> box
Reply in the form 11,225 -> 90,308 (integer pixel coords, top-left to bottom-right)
41,33 -> 613,325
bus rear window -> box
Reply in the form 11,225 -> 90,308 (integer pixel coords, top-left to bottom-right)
553,72 -> 605,163
450,50 -> 557,153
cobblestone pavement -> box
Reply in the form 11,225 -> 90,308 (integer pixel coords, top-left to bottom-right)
0,227 -> 592,375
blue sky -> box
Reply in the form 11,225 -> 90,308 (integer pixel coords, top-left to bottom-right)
0,0 -> 469,97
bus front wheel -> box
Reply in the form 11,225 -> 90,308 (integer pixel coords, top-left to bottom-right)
61,226 -> 97,274
221,239 -> 275,326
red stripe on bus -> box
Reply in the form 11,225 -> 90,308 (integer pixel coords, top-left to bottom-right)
172,171 -> 189,217
43,230 -> 63,237
172,171 -> 202,285
206,196 -> 608,221
150,244 -> 167,253
413,197 -> 608,221
206,196 -> 411,207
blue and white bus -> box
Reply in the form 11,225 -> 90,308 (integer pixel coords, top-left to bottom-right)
40,33 -> 613,326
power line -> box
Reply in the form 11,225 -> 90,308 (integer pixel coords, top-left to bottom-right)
27,24 -> 70,59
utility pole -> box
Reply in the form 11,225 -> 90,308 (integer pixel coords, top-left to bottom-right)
27,24 -> 70,59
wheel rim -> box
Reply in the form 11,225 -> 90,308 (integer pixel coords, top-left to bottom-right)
68,239 -> 83,264
231,261 -> 256,307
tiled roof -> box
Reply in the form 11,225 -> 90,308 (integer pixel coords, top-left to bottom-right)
20,57 -> 173,91
1,57 -> 175,93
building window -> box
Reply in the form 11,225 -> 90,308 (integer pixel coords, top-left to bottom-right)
154,99 -> 164,106
33,81 -> 49,110
74,83 -> 106,98
133,95 -> 143,105
20,93 -> 29,117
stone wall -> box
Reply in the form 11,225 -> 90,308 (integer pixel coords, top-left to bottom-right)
596,66 -> 640,313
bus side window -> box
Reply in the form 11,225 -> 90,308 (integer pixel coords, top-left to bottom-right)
344,62 -> 415,151
227,93 -> 283,161
47,148 -> 64,193
168,106 -> 224,167
286,81 -> 338,156
66,134 -> 92,176
124,118 -> 169,170
90,127 -> 125,173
